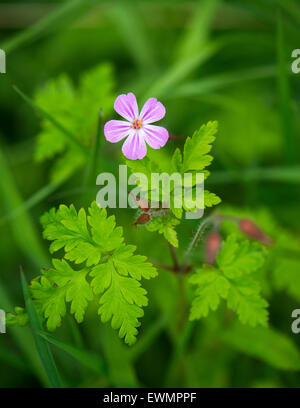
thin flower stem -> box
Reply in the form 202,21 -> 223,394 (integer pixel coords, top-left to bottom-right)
177,273 -> 186,332
168,242 -> 180,271
84,109 -> 103,186
92,110 -> 103,176
164,321 -> 195,387
150,261 -> 175,272
183,215 -> 214,265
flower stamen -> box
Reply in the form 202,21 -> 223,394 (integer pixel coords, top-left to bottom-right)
131,118 -> 143,130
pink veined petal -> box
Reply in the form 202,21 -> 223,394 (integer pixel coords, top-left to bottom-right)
139,97 -> 166,124
114,93 -> 139,122
142,125 -> 169,149
122,130 -> 147,160
104,120 -> 131,143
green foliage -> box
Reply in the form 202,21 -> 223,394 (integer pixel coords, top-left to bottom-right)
35,329 -> 107,376
31,260 -> 93,330
126,121 -> 221,247
146,214 -> 180,248
183,121 -> 217,174
20,269 -> 62,388
2,0 -> 300,390
127,121 -> 220,199
189,234 -> 268,327
2,0 -> 300,389
219,206 -> 300,303
274,256 -> 300,301
11,202 -> 157,346
214,86 -> 282,165
216,234 -> 265,279
41,203 -> 123,267
35,63 -> 115,182
203,190 -> 222,207
167,121 -> 216,181
222,323 -> 300,371
272,232 -> 300,301
6,306 -> 28,326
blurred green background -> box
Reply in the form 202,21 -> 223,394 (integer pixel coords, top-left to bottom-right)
0,0 -> 300,388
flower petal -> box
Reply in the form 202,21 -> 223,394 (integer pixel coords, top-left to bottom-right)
142,125 -> 169,149
104,120 -> 131,143
114,93 -> 139,122
139,97 -> 166,124
122,130 -> 147,160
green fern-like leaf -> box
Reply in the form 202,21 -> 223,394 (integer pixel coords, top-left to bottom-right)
6,307 -> 29,327
35,63 -> 115,182
126,121 -> 221,247
146,215 -> 180,247
189,266 -> 230,319
90,246 -> 156,345
183,121 -> 217,173
218,206 -> 300,303
41,203 -> 123,267
189,234 -> 268,327
31,260 -> 93,330
24,201 -> 158,345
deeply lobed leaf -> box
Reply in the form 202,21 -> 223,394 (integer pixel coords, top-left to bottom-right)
190,234 -> 268,327
35,63 -> 115,182
22,202 -> 157,345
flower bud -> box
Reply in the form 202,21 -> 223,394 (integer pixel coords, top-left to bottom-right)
133,213 -> 151,226
205,231 -> 222,264
239,218 -> 273,245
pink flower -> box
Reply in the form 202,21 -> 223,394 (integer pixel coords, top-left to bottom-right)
104,93 -> 169,160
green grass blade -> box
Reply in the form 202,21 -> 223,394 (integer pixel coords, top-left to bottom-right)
1,0 -> 94,54
0,279 -> 49,385
277,0 -> 300,25
129,314 -> 169,361
143,0 -> 220,99
276,10 -> 296,164
144,41 -> 220,99
100,324 -> 140,387
35,329 -> 107,376
207,166 -> 300,185
222,323 -> 300,371
20,268 -> 62,388
164,321 -> 195,387
168,65 -> 276,98
176,0 -> 220,61
0,346 -> 27,372
109,1 -> 156,72
0,149 -> 48,268
0,179 -> 65,227
12,85 -> 90,158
